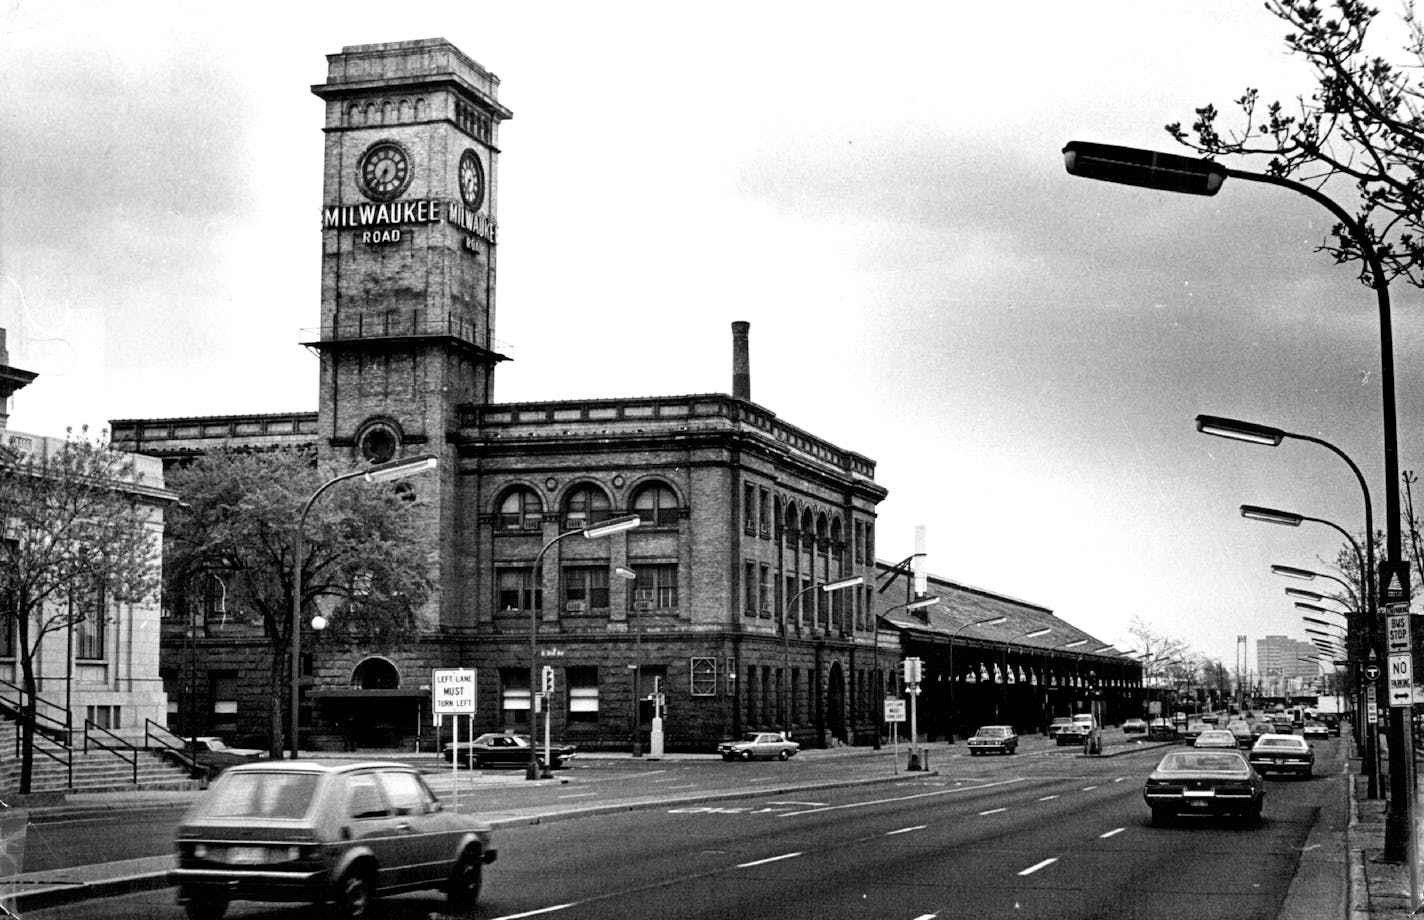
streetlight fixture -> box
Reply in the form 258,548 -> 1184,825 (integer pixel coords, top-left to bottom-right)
873,596 -> 940,750
780,575 -> 864,735
1000,627 -> 1052,722
1066,140 -> 1408,857
289,454 -> 439,760
525,513 -> 641,779
947,615 -> 1008,737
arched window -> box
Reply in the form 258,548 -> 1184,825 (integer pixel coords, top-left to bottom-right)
631,483 -> 679,526
351,657 -> 400,690
498,487 -> 543,531
563,485 -> 611,528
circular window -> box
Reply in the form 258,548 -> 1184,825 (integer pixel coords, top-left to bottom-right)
359,426 -> 398,463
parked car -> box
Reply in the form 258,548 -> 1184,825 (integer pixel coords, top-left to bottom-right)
1302,722 -> 1330,741
967,725 -> 1019,755
171,760 -> 496,920
1143,749 -> 1264,825
1122,718 -> 1148,734
443,733 -> 576,769
168,737 -> 265,779
1047,716 -> 1074,741
718,731 -> 800,761
1224,720 -> 1253,748
1146,718 -> 1177,741
1193,730 -> 1239,750
1248,733 -> 1315,778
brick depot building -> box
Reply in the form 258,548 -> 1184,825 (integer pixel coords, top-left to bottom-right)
111,38 -> 1139,754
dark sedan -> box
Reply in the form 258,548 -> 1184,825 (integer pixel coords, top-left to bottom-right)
1143,749 -> 1264,825
443,733 -> 576,769
967,725 -> 1018,755
1248,733 -> 1314,778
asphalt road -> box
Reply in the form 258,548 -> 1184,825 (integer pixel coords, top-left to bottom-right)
15,737 -> 1346,920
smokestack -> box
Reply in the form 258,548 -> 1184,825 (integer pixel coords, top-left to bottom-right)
731,321 -> 750,401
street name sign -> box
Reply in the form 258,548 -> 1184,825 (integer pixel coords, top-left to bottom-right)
432,668 -> 476,714
1388,654 -> 1413,707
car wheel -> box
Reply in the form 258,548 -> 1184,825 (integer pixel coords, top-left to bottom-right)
183,897 -> 228,920
740,749 -> 752,761
1149,807 -> 1172,827
778,749 -> 791,761
446,847 -> 483,909
330,866 -> 373,919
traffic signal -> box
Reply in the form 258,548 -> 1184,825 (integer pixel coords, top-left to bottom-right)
902,657 -> 923,685
542,665 -> 555,693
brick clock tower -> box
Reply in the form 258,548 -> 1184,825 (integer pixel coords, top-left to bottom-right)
308,39 -> 512,622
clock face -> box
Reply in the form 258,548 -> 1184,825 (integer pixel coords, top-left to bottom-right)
359,141 -> 412,202
458,149 -> 485,209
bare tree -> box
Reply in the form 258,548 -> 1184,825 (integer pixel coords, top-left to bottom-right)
0,428 -> 162,793
1168,0 -> 1424,289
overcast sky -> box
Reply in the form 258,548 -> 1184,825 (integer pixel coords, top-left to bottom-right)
3,1 -> 1419,676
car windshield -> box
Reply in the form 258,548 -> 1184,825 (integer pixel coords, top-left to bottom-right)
1158,752 -> 1246,773
976,727 -> 1007,737
738,732 -> 764,742
196,771 -> 320,819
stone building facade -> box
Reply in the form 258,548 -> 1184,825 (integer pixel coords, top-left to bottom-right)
110,38 -> 1137,754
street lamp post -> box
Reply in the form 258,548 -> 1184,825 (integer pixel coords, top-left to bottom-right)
1000,627 -> 1052,724
1065,140 -> 1409,861
874,597 -> 940,750
525,514 -> 641,780
781,576 -> 864,740
948,615 -> 1008,740
289,454 -> 438,761
1244,502 -> 1380,797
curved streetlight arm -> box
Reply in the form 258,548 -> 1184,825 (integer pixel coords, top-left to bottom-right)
1222,166 -> 1398,572
290,456 -> 439,760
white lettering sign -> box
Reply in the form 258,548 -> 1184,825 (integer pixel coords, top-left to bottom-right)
1388,614 -> 1411,654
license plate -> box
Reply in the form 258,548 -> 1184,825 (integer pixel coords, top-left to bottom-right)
1189,798 -> 1209,808
227,846 -> 268,865
1274,758 -> 1284,765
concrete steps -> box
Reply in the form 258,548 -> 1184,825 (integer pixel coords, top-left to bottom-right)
0,718 -> 203,795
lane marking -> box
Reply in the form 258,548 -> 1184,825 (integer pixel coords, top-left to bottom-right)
491,904 -> 579,919
768,801 -> 826,806
1037,795 -> 1059,801
1018,857 -> 1058,876
778,777 -> 1025,817
1100,827 -> 1125,838
887,825 -> 927,836
1114,777 -> 1127,783
1081,785 -> 1098,791
912,915 -> 939,920
556,792 -> 597,799
737,851 -> 803,868
978,808 -> 1007,816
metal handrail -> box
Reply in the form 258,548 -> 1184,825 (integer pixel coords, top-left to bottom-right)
0,680 -> 73,789
83,719 -> 139,785
144,719 -> 204,778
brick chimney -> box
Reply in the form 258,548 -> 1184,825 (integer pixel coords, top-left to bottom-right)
731,321 -> 751,401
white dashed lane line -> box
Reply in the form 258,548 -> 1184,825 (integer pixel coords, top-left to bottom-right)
1037,795 -> 1059,801
978,808 -> 1007,816
1018,857 -> 1058,876
1100,827 -> 1126,838
737,851 -> 803,869
887,825 -> 927,836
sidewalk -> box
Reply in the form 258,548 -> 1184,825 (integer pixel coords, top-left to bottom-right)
0,731 -> 1177,914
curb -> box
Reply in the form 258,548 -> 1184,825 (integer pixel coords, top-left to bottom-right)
1349,771 -> 1368,920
